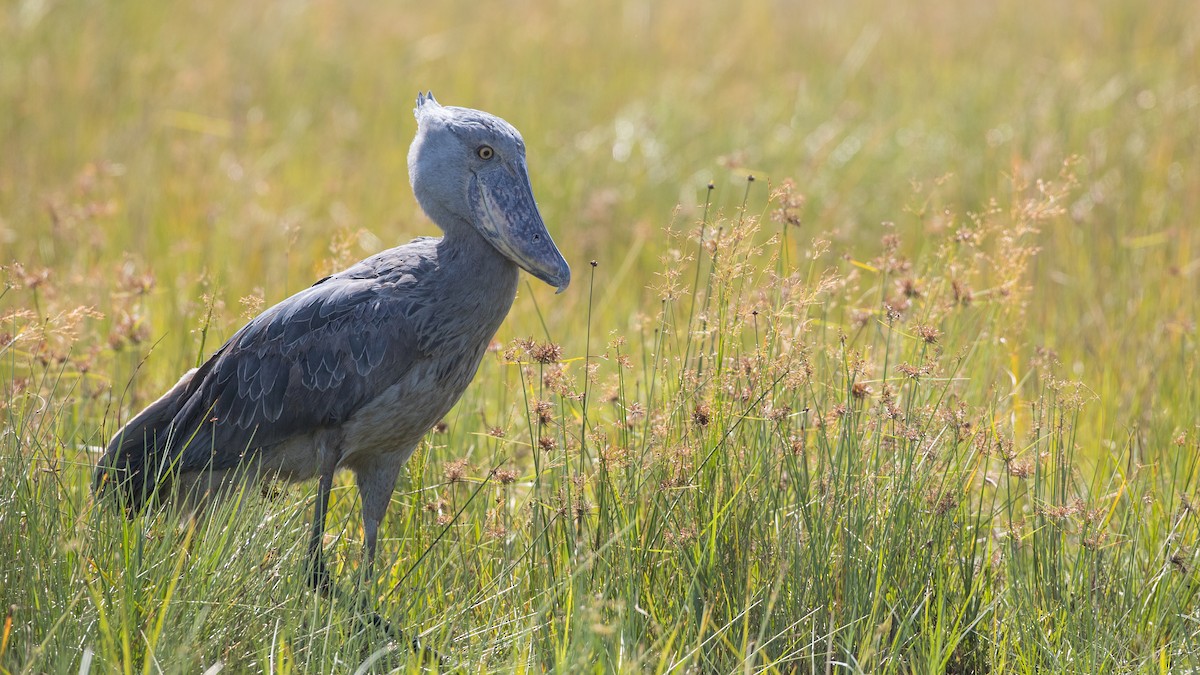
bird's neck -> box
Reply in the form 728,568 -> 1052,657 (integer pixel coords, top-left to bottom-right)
431,212 -> 520,302
413,214 -> 520,361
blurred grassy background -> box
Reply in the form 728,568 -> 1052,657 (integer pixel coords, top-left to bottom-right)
3,0 -> 1197,441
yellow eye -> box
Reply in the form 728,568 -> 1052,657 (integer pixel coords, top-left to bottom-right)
477,145 -> 494,160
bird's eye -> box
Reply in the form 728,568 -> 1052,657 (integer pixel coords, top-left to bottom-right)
477,145 -> 494,160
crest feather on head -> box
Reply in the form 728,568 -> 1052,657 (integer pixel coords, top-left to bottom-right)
414,91 -> 441,123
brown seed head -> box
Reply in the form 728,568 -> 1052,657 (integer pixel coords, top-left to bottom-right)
933,491 -> 958,516
443,459 -> 470,484
491,467 -> 518,485
531,341 -> 563,364
915,324 -> 941,344
1007,460 -> 1033,479
881,233 -> 901,252
770,178 -> 806,228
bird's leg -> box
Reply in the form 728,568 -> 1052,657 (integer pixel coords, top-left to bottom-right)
353,452 -> 447,664
307,442 -> 340,593
355,452 -> 404,586
359,504 -> 384,586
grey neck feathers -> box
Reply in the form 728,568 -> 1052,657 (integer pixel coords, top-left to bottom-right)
428,210 -> 520,315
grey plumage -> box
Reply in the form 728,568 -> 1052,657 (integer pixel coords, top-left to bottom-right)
95,93 -> 569,587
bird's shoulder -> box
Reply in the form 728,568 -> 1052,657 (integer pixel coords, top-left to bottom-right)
237,237 -> 448,353
320,236 -> 443,284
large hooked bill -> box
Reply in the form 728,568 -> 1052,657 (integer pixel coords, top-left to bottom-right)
470,161 -> 571,293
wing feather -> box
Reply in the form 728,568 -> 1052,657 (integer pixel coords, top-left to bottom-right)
170,245 -> 440,473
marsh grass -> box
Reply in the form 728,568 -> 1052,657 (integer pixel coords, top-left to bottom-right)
3,0 -> 1199,672
5,166 -> 1198,672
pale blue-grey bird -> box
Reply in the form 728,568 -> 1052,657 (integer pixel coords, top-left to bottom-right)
95,93 -> 569,592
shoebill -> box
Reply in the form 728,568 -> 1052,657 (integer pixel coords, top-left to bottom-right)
95,92 -> 569,597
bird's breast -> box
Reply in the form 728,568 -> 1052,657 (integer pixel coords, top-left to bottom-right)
339,341 -> 491,463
